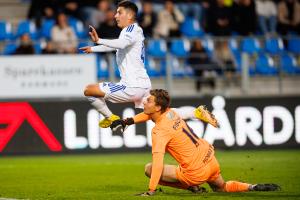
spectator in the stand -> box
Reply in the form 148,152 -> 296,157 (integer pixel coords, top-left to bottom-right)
232,0 -> 257,36
42,41 -> 57,54
89,0 -> 111,29
154,0 -> 185,38
97,9 -> 121,39
277,0 -> 300,35
213,40 -> 236,84
201,0 -> 211,32
27,0 -> 61,27
14,33 -> 35,55
63,0 -> 82,20
208,0 -> 233,36
255,0 -> 277,35
138,1 -> 157,38
188,39 -> 216,92
51,13 -> 78,53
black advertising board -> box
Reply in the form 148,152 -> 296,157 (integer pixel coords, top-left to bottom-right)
0,95 -> 299,154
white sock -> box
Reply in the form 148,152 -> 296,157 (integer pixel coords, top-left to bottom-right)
172,106 -> 195,120
87,96 -> 112,118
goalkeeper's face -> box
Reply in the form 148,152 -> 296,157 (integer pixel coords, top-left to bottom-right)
143,95 -> 161,115
115,7 -> 134,29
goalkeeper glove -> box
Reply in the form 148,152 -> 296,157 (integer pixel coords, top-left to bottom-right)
110,118 -> 134,133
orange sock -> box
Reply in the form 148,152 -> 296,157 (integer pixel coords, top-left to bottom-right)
133,112 -> 151,123
224,181 -> 250,192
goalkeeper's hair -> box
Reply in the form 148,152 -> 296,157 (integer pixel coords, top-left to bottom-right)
117,1 -> 138,19
150,89 -> 170,113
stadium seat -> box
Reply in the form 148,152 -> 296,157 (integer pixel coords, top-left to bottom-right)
146,39 -> 167,57
144,57 -> 162,77
68,17 -> 88,39
201,37 -> 214,57
0,20 -> 13,40
229,37 -> 239,55
255,54 -> 278,75
180,17 -> 204,37
264,38 -> 284,55
232,52 -> 256,75
2,43 -> 17,55
15,20 -> 39,39
34,41 -> 43,54
241,37 -> 261,55
40,19 -> 55,40
170,39 -> 190,57
287,38 -> 300,54
96,55 -> 109,78
280,54 -> 300,74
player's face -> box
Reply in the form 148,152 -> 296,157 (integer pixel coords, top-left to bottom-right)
143,95 -> 159,115
115,7 -> 130,28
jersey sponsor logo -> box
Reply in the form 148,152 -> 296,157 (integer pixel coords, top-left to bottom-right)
126,24 -> 134,32
0,102 -> 62,152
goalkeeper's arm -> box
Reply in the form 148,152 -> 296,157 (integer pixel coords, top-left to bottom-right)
110,112 -> 151,132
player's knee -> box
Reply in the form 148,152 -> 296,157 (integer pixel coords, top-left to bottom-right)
84,85 -> 92,96
144,163 -> 152,178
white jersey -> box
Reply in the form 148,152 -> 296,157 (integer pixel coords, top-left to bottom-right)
91,22 -> 151,89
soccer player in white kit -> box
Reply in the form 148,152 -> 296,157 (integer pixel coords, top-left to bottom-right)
80,1 -> 218,129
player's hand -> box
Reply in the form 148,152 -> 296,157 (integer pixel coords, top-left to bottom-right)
135,190 -> 156,196
88,25 -> 99,43
110,118 -> 134,133
79,46 -> 92,53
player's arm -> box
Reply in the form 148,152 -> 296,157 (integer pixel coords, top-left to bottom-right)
148,152 -> 164,192
79,45 -> 116,53
89,25 -> 133,50
110,112 -> 151,132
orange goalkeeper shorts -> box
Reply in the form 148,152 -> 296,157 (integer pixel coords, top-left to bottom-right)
176,156 -> 221,187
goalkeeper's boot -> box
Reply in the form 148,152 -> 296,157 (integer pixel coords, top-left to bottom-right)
251,183 -> 281,191
194,105 -> 219,128
99,114 -> 120,128
187,186 -> 207,194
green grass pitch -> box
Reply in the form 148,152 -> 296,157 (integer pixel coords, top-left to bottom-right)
0,150 -> 299,200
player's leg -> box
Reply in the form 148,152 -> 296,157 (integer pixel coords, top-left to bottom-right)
144,163 -> 189,189
84,82 -> 120,128
172,106 -> 219,128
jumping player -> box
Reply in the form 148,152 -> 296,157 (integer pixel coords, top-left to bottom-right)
80,1 -> 219,129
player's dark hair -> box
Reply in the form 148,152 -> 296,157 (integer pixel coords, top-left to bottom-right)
150,89 -> 170,113
117,1 -> 138,19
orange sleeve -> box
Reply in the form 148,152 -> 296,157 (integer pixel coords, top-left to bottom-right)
148,152 -> 164,191
133,112 -> 151,124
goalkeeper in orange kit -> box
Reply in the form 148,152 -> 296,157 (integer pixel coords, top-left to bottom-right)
110,89 -> 280,196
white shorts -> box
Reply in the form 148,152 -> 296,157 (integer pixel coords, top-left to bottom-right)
99,82 -> 150,109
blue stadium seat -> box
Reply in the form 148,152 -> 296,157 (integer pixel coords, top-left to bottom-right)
34,41 -> 43,54
68,17 -> 88,39
232,52 -> 256,75
255,54 -> 278,75
15,20 -> 39,39
201,38 -> 214,57
180,17 -> 204,37
40,19 -> 55,40
287,38 -> 300,54
0,20 -> 13,40
146,39 -> 167,57
264,38 -> 284,55
96,55 -> 109,78
229,37 -> 239,55
170,39 -> 190,57
241,37 -> 261,55
280,54 -> 300,74
144,57 -> 162,77
2,43 -> 17,55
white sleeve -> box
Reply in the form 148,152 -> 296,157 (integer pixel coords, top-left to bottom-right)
96,38 -> 131,49
96,25 -> 139,49
91,45 -> 116,52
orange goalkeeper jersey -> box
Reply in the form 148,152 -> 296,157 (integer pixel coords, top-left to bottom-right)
149,108 -> 214,190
